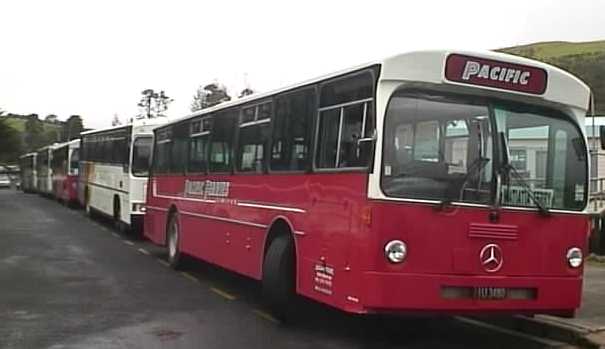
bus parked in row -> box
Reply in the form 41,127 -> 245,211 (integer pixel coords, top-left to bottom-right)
79,119 -> 163,232
144,50 -> 590,318
36,145 -> 54,196
19,153 -> 37,193
51,139 -> 80,205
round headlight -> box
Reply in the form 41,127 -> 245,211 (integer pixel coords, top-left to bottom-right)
566,247 -> 583,268
384,240 -> 407,264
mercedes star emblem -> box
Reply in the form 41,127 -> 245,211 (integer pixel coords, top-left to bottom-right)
480,243 -> 503,273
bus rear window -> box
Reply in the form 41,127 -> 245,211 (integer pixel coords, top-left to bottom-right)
132,137 -> 153,177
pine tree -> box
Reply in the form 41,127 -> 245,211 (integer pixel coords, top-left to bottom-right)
138,89 -> 173,118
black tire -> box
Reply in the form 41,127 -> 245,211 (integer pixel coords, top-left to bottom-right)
167,213 -> 183,269
113,196 -> 126,233
85,187 -> 94,217
262,234 -> 296,321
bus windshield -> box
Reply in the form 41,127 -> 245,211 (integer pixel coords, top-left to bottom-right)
381,91 -> 587,211
132,136 -> 153,177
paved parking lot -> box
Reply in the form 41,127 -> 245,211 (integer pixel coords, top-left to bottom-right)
0,189 -> 564,348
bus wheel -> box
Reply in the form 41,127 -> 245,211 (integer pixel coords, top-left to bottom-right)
113,196 -> 126,233
262,234 -> 296,321
167,213 -> 183,269
85,187 -> 93,217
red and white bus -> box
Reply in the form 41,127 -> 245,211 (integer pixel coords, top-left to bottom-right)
51,139 -> 80,205
19,153 -> 37,193
36,145 -> 54,196
144,50 -> 591,318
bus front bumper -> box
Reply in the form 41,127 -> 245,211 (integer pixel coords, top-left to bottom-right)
359,272 -> 582,316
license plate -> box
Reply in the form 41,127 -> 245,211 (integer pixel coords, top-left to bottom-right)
474,287 -> 506,300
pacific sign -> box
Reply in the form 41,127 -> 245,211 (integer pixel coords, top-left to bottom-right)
445,54 -> 547,95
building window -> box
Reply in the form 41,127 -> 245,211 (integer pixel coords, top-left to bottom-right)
510,149 -> 528,175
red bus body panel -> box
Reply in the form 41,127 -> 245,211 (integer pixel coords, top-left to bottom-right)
53,174 -> 79,203
144,172 -> 588,316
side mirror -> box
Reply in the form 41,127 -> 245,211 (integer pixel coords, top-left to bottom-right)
599,126 -> 605,150
356,136 -> 375,166
357,136 -> 374,155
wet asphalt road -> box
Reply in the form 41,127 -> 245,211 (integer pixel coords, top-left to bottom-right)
0,189 -> 560,349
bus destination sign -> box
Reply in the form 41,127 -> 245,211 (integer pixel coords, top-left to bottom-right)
445,54 -> 547,95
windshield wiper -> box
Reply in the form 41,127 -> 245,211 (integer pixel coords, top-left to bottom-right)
497,132 -> 549,216
501,163 -> 550,216
440,156 -> 490,208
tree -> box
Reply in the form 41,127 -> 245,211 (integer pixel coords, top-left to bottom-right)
238,87 -> 255,98
63,115 -> 84,141
137,89 -> 173,119
190,82 -> 231,112
24,114 -> 44,151
190,86 -> 207,112
0,118 -> 22,164
44,114 -> 59,123
111,114 -> 122,126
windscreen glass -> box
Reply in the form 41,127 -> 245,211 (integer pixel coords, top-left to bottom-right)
381,91 -> 587,211
132,137 -> 153,177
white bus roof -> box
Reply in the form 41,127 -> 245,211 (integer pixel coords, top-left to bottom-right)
36,143 -> 61,152
379,50 -> 590,111
80,124 -> 130,136
160,49 -> 593,129
80,118 -> 167,137
52,139 -> 81,150
19,152 -> 37,159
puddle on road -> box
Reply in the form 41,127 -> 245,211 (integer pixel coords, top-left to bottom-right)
6,310 -> 43,321
45,313 -> 197,349
150,328 -> 184,341
0,255 -> 28,265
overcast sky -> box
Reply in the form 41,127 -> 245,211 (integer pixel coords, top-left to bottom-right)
1,0 -> 604,129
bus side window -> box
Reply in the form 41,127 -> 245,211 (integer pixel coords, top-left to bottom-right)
316,71 -> 375,170
237,101 -> 272,173
188,117 -> 212,174
171,122 -> 188,174
189,136 -> 209,173
209,110 -> 236,173
271,89 -> 315,172
154,128 -> 173,174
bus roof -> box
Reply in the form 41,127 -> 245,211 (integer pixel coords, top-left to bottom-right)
159,50 -> 591,129
52,139 -> 81,150
380,50 -> 590,111
35,143 -> 60,152
19,152 -> 37,159
80,124 -> 130,136
80,118 -> 167,137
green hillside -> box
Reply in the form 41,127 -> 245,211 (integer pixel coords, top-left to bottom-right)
498,40 -> 605,114
5,117 -> 62,133
5,118 -> 27,132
